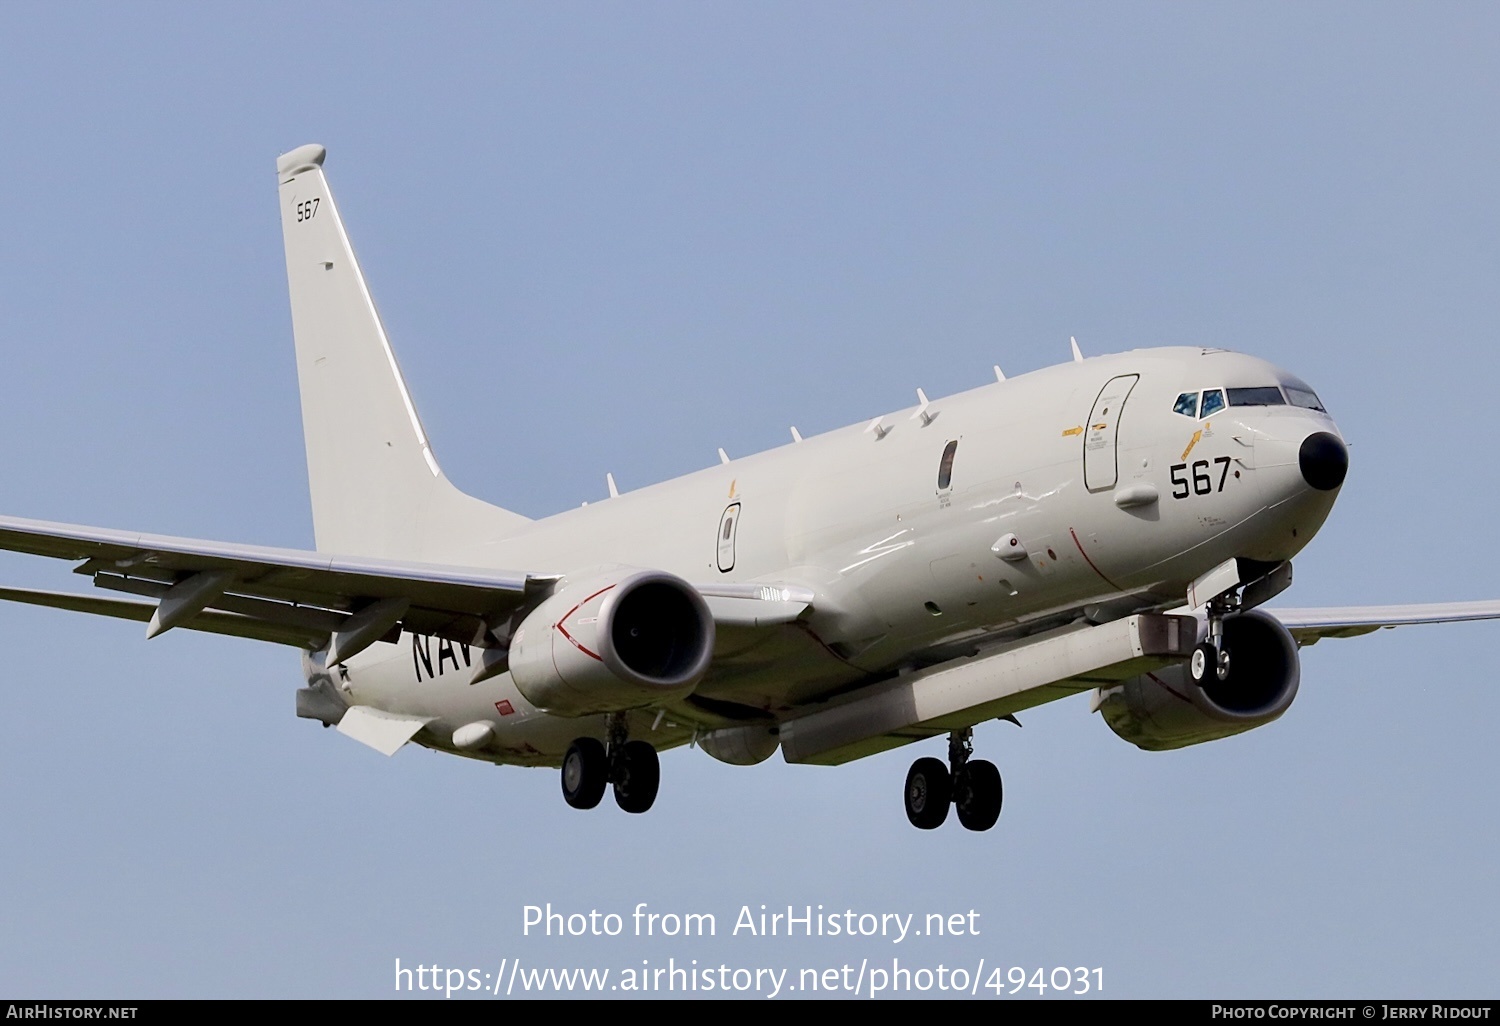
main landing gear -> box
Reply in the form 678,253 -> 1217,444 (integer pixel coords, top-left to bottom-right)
1189,594 -> 1237,687
904,728 -> 1003,832
561,713 -> 660,814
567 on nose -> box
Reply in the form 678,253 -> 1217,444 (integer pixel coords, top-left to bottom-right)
1171,456 -> 1232,498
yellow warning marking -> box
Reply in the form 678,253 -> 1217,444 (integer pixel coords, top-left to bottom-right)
728,478 -> 737,499
1181,430 -> 1203,461
1062,425 -> 1084,437
1092,423 -> 1107,431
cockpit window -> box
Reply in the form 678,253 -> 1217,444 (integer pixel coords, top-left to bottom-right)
1285,386 -> 1326,412
1178,385 -> 1301,418
1226,386 -> 1286,407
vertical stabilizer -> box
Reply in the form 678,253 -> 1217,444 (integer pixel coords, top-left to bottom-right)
276,145 -> 529,561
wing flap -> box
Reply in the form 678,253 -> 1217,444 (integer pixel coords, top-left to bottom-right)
0,586 -> 327,648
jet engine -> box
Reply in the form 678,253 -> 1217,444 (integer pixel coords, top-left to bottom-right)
508,569 -> 715,716
1095,609 -> 1299,751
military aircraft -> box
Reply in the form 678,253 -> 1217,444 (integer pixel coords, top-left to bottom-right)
1,144 -> 1495,831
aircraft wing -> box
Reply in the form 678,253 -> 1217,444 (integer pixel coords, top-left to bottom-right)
1266,600 -> 1500,645
0,514 -> 814,659
0,513 -> 540,658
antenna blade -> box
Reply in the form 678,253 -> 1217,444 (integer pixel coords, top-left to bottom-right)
911,387 -> 935,426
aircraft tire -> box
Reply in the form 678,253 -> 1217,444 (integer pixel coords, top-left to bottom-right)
562,737 -> 608,809
904,757 -> 951,829
612,740 -> 660,814
1188,645 -> 1224,684
954,759 -> 1003,832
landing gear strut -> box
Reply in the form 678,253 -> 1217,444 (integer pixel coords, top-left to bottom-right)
903,727 -> 1003,832
1190,594 -> 1237,687
561,713 -> 661,814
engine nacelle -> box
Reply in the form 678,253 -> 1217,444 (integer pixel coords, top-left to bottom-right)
508,569 -> 715,716
1095,609 -> 1300,751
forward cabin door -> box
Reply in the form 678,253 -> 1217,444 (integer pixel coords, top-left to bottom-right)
1083,374 -> 1139,491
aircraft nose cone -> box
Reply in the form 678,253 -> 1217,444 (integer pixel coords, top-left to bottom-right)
1299,431 -> 1348,491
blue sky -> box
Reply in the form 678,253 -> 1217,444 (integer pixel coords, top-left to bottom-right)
0,2 -> 1496,998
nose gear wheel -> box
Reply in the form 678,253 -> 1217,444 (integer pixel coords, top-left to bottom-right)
1189,641 -> 1231,685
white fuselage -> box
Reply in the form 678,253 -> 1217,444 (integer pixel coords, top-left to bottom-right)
321,345 -> 1343,765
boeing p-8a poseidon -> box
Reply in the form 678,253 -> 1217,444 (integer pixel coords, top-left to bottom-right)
1,145 -> 1494,831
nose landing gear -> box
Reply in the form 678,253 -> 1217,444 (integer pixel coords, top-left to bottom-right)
561,713 -> 661,814
903,727 -> 1004,832
1189,594 -> 1237,687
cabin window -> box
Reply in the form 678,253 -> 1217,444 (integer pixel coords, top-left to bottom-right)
1200,389 -> 1226,418
1226,386 -> 1286,407
937,440 -> 959,490
1173,392 -> 1199,418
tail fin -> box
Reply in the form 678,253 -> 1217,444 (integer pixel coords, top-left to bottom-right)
276,144 -> 529,561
